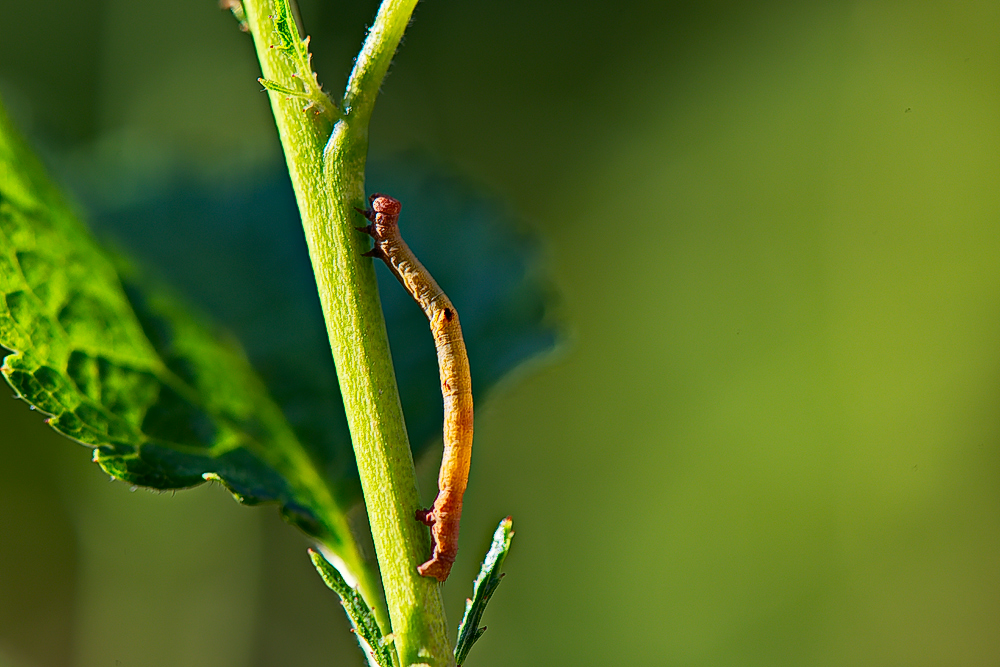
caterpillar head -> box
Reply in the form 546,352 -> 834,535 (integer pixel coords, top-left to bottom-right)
369,193 -> 402,216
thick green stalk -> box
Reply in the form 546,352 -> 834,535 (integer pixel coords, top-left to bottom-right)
240,0 -> 385,625
243,1 -> 453,665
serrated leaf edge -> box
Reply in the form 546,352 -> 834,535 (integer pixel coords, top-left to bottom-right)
262,0 -> 337,119
309,548 -> 398,667
454,516 -> 514,666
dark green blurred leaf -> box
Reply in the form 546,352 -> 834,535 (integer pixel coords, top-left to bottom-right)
69,150 -> 559,506
309,548 -> 396,667
455,516 -> 514,666
0,100 -> 354,553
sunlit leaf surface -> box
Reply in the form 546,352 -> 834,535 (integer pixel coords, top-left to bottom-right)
0,103 -> 354,557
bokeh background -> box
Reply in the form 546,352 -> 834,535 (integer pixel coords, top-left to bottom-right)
1,1 -> 998,666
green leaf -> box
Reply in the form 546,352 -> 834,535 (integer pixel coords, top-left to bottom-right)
69,153 -> 560,509
455,517 -> 515,666
0,99 -> 373,596
258,77 -> 311,98
309,548 -> 397,667
256,0 -> 336,119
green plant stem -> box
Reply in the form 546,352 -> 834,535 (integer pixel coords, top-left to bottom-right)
243,2 -> 453,665
241,0 -> 383,620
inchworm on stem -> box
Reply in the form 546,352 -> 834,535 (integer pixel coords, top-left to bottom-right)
357,193 -> 473,582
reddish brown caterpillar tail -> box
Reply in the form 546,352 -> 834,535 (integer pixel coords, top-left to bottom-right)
415,499 -> 461,582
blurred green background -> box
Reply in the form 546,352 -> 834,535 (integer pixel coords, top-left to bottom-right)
1,1 -> 998,666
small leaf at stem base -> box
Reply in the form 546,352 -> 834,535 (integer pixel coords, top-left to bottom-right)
309,548 -> 397,667
454,517 -> 514,666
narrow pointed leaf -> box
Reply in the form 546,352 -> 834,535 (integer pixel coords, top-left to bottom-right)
258,77 -> 310,97
455,517 -> 514,666
309,548 -> 397,667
